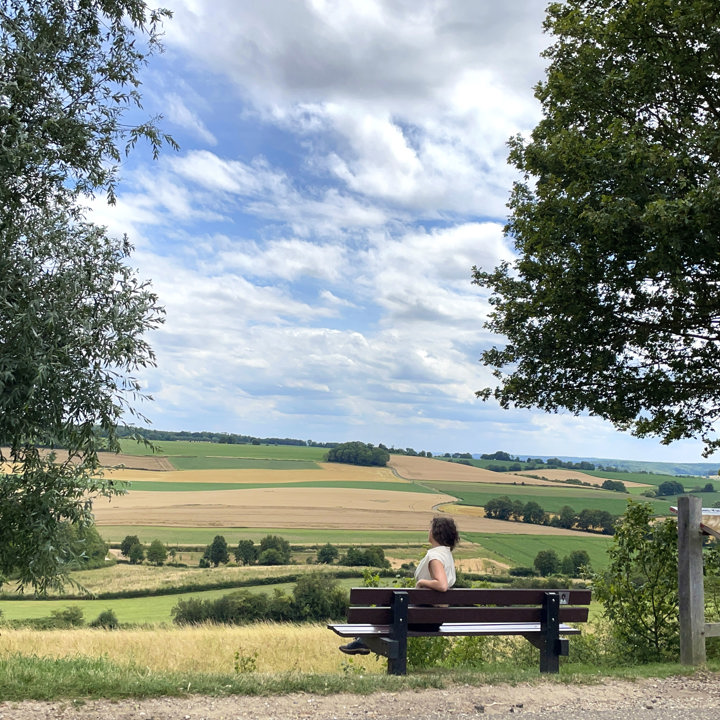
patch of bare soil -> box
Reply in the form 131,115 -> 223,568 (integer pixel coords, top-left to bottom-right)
4,672 -> 720,720
0,448 -> 173,472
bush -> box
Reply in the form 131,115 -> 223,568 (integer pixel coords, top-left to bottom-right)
90,609 -> 119,629
593,501 -> 679,662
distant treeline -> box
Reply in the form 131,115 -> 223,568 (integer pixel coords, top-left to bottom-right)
115,426 -> 339,448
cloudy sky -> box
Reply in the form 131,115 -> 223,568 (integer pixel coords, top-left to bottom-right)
93,0 -> 717,463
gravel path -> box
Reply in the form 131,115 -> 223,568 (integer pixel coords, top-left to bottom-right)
3,672 -> 720,720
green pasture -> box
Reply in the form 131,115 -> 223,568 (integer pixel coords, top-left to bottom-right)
118,440 -> 328,462
584,470 -> 712,489
426,481 -> 671,516
125,479 -> 435,493
0,578 -> 364,626
99,526 -> 431,546
464,533 -> 613,572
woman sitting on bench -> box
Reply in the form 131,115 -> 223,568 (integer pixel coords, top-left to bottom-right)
340,516 -> 459,655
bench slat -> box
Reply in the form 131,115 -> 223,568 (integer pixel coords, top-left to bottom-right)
329,622 -> 583,637
348,587 -> 591,606
347,605 -> 589,624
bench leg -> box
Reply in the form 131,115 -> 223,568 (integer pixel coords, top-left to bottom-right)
388,590 -> 408,675
539,592 -> 561,673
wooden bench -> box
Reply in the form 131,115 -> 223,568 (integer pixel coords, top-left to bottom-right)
328,587 -> 591,675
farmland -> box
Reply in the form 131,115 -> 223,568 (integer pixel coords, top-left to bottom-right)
0,440 -> 682,630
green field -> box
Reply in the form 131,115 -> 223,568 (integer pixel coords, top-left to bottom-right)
465,533 -> 613,571
118,440 -> 328,462
126,480 -> 436,493
584,470 -> 713,489
424,480 -> 671,516
0,577 -> 364,625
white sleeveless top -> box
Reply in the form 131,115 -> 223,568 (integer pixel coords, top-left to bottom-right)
414,545 -> 456,588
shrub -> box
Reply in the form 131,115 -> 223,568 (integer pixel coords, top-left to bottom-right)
90,609 -> 119,629
593,501 -> 679,662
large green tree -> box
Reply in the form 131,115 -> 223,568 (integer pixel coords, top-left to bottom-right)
0,0 -> 173,593
473,0 -> 720,456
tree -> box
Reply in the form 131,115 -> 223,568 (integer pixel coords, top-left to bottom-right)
561,549 -> 591,577
472,0 -> 720,457
120,535 -> 141,559
234,539 -> 258,566
557,505 -> 577,530
0,0 -> 174,593
326,441 -> 390,467
316,543 -> 339,564
259,535 -> 291,564
533,549 -> 560,577
593,501 -> 679,662
522,501 -> 547,524
601,479 -> 627,493
484,496 -> 514,521
657,480 -> 685,497
128,542 -> 145,565
146,539 -> 168,566
205,536 -> 229,567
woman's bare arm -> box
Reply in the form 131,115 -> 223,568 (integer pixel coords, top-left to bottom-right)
415,559 -> 448,592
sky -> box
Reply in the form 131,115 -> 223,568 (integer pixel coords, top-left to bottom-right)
90,0 -> 718,464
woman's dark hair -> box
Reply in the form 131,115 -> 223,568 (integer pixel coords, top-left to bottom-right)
431,516 -> 459,550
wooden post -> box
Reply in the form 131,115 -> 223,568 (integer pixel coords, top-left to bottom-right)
677,495 -> 706,665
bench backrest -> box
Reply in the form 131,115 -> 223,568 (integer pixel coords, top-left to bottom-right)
346,587 -> 591,625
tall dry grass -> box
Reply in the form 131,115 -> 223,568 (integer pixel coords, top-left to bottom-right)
0,623 -> 386,675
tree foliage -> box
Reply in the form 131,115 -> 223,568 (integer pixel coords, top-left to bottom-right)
593,501 -> 679,662
473,0 -> 720,456
326,441 -> 389,467
0,0 -> 172,593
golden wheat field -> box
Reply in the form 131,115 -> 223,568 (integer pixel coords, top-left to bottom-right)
0,624 -> 387,675
388,455 -> 560,486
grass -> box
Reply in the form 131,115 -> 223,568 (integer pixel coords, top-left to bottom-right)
465,533 -> 613,571
97,527 -> 432,545
0,623 -> 717,701
118,440 -> 328,462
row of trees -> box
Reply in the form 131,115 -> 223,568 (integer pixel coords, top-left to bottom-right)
119,535 -> 169,566
532,549 -> 591,577
484,496 -> 616,534
200,535 -> 293,568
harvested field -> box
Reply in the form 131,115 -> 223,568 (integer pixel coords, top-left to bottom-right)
0,448 -> 173,472
91,481 -> 596,535
91,485 -> 456,530
515,467 -> 652,488
389,455 -> 558,486
104,462 -> 403,485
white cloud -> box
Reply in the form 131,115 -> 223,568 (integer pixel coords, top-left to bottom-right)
165,92 -> 217,146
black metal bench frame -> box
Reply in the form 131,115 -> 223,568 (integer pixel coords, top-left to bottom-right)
328,587 -> 591,675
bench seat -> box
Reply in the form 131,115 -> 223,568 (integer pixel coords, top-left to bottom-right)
330,621 -> 583,637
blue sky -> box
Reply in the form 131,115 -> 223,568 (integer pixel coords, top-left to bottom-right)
90,0 -> 718,463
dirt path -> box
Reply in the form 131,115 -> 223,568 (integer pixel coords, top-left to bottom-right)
3,672 -> 720,719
